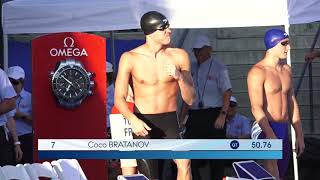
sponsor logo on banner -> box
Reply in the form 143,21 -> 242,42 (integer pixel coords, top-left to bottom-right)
49,37 -> 88,57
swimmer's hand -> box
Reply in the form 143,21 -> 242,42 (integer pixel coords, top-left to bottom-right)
295,135 -> 305,157
305,51 -> 318,62
131,118 -> 152,137
165,64 -> 182,80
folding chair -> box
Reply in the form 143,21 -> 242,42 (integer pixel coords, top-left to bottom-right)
24,161 -> 59,180
0,164 -> 31,180
51,159 -> 87,180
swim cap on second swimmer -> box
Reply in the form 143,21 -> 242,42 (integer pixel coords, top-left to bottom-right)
140,11 -> 169,35
264,29 -> 289,50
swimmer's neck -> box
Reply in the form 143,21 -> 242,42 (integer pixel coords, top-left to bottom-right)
263,53 -> 283,68
145,40 -> 168,59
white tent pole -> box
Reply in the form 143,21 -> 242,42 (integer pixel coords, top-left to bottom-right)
285,25 -> 291,66
3,34 -> 8,70
285,24 -> 299,180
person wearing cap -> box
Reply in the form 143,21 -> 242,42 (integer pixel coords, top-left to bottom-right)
226,96 -> 251,139
115,11 -> 195,180
0,67 -> 18,166
6,66 -> 32,164
180,34 -> 232,180
247,29 -> 305,179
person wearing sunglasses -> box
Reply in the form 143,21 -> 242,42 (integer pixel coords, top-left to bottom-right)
0,67 -> 17,166
115,11 -> 195,180
6,66 -> 33,164
247,29 -> 305,180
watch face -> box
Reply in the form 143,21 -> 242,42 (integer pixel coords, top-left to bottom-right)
51,65 -> 90,101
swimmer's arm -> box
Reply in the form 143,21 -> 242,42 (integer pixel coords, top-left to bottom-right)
247,66 -> 276,138
114,53 -> 139,122
177,49 -> 196,106
289,92 -> 305,156
286,66 -> 303,138
286,65 -> 305,155
289,93 -> 303,137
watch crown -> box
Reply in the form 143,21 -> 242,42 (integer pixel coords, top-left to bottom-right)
90,81 -> 95,88
50,71 -> 54,77
88,90 -> 93,96
87,72 -> 95,78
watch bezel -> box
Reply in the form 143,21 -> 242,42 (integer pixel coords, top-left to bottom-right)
50,60 -> 93,109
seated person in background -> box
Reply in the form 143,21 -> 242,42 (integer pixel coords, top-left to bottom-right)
226,96 -> 251,139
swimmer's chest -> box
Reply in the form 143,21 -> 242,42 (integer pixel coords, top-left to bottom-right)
264,69 -> 291,94
131,56 -> 178,85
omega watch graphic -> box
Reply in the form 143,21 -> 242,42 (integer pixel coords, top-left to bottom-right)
50,59 -> 95,109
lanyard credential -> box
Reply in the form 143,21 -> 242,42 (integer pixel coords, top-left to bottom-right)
196,59 -> 213,108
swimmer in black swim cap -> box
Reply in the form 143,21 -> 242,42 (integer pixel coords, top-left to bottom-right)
115,10 -> 195,180
140,11 -> 170,35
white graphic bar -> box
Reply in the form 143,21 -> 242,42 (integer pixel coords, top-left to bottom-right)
38,139 -> 282,151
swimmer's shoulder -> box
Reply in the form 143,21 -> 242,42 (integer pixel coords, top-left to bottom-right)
248,61 -> 267,81
120,45 -> 147,60
166,47 -> 188,57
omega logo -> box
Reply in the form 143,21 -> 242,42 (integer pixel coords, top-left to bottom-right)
50,37 -> 88,57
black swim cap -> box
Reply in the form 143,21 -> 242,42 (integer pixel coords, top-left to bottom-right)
140,11 -> 169,35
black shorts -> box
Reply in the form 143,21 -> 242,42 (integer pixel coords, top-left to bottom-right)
185,108 -> 226,139
0,126 -> 14,166
18,133 -> 33,164
133,111 -> 180,139
133,111 -> 180,180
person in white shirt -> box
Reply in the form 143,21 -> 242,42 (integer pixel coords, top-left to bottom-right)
6,66 -> 32,164
181,34 -> 232,180
0,68 -> 18,165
